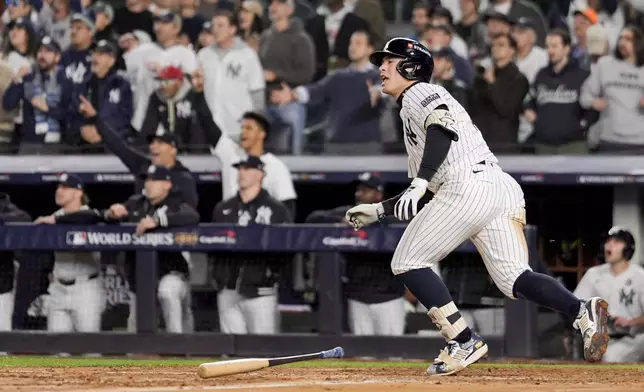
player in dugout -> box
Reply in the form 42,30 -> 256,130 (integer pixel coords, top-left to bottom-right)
574,227 -> 644,363
0,193 -> 31,331
33,173 -> 106,333
76,92 -> 204,208
61,165 -> 200,333
211,156 -> 292,334
306,172 -> 407,336
190,67 -> 297,215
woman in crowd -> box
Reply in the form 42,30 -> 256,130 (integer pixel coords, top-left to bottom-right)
237,0 -> 264,52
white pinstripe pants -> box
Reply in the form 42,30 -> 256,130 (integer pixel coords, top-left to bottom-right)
391,162 -> 531,298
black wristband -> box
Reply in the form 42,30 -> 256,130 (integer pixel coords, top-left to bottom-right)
84,115 -> 98,125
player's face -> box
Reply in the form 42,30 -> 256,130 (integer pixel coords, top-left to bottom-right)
240,119 -> 265,151
355,185 -> 382,204
55,185 -> 81,207
546,35 -> 569,64
604,238 -> 627,264
348,32 -> 373,62
237,166 -> 264,189
378,56 -> 410,97
149,139 -> 177,166
144,178 -> 172,200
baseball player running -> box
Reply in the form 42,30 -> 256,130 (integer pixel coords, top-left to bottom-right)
346,38 -> 609,375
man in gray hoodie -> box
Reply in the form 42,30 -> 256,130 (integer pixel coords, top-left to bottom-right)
580,26 -> 644,153
260,0 -> 315,155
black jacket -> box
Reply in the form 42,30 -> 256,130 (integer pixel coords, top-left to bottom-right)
0,193 -> 31,293
94,118 -> 198,208
211,189 -> 292,298
469,62 -> 529,153
526,59 -> 590,145
305,12 -> 368,81
305,205 -> 405,304
434,77 -> 469,111
140,84 -> 208,154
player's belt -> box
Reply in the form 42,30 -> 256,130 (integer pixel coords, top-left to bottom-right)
57,273 -> 99,286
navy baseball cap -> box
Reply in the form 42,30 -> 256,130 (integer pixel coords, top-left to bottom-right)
514,17 -> 535,30
155,10 -> 182,26
146,127 -> 177,146
354,172 -> 383,193
483,10 -> 514,25
94,39 -> 118,57
233,156 -> 265,171
72,10 -> 97,32
142,164 -> 172,181
58,173 -> 84,190
40,35 -> 61,53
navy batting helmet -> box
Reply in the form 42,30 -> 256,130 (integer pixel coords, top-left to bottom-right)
601,226 -> 636,261
369,37 -> 434,82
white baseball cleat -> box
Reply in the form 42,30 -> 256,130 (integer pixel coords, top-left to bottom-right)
427,332 -> 488,376
573,297 -> 610,363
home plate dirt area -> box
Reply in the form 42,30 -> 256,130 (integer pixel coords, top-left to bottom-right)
0,358 -> 643,392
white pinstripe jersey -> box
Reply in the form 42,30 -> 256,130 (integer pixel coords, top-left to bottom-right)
400,83 -> 496,193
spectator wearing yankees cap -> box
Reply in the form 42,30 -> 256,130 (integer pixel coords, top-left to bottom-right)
196,20 -> 215,51
3,35 -> 74,154
139,65 -> 208,153
70,39 -> 133,153
40,0 -> 73,51
192,66 -> 297,214
238,0 -> 265,52
61,10 -> 96,84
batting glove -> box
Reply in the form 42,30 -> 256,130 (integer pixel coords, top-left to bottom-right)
395,177 -> 428,221
345,203 -> 385,231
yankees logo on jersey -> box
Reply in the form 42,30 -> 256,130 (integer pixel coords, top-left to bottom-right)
399,83 -> 494,193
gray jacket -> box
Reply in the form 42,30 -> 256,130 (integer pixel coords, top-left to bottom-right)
580,56 -> 644,146
258,18 -> 316,87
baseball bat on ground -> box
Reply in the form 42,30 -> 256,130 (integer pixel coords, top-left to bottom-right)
197,346 -> 345,379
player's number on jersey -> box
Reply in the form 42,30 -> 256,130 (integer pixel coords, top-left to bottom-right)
403,118 -> 418,146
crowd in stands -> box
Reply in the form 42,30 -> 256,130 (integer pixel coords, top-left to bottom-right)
0,0 -> 642,155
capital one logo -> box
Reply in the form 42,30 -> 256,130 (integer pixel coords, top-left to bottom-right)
322,230 -> 369,247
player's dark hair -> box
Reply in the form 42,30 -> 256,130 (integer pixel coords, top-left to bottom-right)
547,28 -> 571,47
492,32 -> 517,50
615,25 -> 644,67
213,9 -> 238,30
352,29 -> 375,48
242,111 -> 271,134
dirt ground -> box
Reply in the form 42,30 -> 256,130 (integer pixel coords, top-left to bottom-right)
2,364 -> 644,392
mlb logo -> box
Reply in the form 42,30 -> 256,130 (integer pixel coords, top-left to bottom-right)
66,231 -> 87,246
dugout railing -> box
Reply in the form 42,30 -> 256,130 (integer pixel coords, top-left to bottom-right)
0,224 -> 539,359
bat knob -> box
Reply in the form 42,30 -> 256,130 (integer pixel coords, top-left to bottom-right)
322,346 -> 344,359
